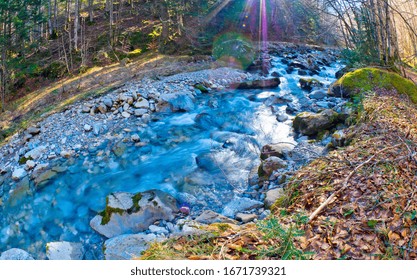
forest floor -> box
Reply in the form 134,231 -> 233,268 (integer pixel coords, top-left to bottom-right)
0,53 -> 214,144
141,89 -> 417,260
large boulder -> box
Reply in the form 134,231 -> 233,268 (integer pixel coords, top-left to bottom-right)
293,109 -> 343,136
90,190 -> 178,238
103,233 -> 162,260
0,248 -> 34,260
46,242 -> 84,260
230,78 -> 280,90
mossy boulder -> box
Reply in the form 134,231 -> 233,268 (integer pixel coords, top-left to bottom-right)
260,143 -> 295,160
90,190 -> 178,238
329,68 -> 417,102
299,78 -> 324,91
293,109 -> 343,136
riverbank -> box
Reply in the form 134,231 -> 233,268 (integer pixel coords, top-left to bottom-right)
0,42 -> 345,259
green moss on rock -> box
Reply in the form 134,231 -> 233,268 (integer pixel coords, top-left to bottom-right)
329,68 -> 417,103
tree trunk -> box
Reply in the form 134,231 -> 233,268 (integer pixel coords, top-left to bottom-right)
88,0 -> 94,23
74,0 -> 80,50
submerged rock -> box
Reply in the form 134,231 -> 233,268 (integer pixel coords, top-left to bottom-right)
231,78 -> 280,90
90,190 -> 178,238
160,93 -> 195,112
46,241 -> 84,260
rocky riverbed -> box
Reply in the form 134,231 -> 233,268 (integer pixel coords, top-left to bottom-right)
0,43 -> 349,260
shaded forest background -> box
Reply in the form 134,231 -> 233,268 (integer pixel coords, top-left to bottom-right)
1,0 -> 417,112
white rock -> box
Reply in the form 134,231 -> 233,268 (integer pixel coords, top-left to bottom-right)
264,188 -> 285,209
104,233 -> 162,260
148,225 -> 169,235
0,248 -> 34,260
60,150 -> 72,158
12,168 -> 27,181
107,192 -> 134,210
121,112 -> 131,118
46,242 -> 84,260
134,99 -> 150,109
24,145 -> 47,160
131,134 -> 140,142
84,124 -> 92,132
25,160 -> 36,170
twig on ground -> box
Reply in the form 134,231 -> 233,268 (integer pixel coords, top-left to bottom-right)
308,144 -> 402,223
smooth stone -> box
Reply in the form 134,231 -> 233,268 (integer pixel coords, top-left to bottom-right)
84,124 -> 92,132
24,145 -> 47,160
90,190 -> 178,238
131,134 -> 140,142
195,210 -> 238,224
264,188 -> 285,209
309,89 -> 327,100
103,233 -> 161,260
0,248 -> 34,260
134,109 -> 147,117
134,99 -> 150,109
27,126 -> 41,135
222,198 -> 263,218
235,213 -> 257,223
46,242 -> 84,260
12,168 -> 27,181
148,225 -> 169,235
103,98 -> 113,108
107,192 -> 134,210
121,112 -> 131,118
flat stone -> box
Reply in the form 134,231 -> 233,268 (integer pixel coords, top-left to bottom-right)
81,105 -> 91,113
134,109 -> 147,117
46,242 -> 84,260
34,169 -> 57,187
149,225 -> 169,235
90,190 -> 178,238
103,233 -> 162,260
235,213 -> 258,223
222,198 -> 263,217
134,99 -> 150,109
27,126 -> 41,135
195,210 -> 238,224
24,145 -> 47,160
0,248 -> 34,260
107,192 -> 134,210
309,89 -> 327,100
121,112 -> 131,118
12,168 -> 27,181
264,188 -> 285,209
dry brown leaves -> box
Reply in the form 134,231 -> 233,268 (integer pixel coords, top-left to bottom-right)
277,90 -> 417,259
